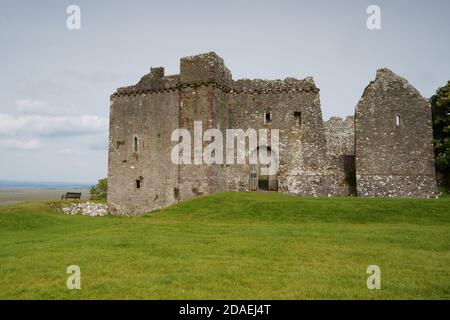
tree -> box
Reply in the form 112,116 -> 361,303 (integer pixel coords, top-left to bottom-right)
431,81 -> 450,190
89,178 -> 107,201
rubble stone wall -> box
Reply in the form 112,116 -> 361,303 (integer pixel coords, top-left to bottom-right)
324,116 -> 356,196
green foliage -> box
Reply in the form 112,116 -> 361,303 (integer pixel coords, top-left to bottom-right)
0,192 -> 449,299
431,81 -> 450,188
89,178 -> 107,201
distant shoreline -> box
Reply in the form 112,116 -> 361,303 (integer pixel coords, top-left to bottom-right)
0,180 -> 93,190
0,188 -> 90,207
0,187 -> 89,190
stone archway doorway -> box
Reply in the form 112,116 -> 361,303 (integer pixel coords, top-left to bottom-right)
249,146 -> 278,192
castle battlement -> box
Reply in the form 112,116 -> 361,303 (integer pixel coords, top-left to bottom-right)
113,52 -> 318,98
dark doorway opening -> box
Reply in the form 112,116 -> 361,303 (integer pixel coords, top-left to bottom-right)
258,179 -> 269,191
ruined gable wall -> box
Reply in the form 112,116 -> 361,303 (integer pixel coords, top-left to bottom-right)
355,69 -> 437,197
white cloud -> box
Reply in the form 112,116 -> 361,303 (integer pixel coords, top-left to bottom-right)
0,138 -> 41,150
0,113 -> 108,137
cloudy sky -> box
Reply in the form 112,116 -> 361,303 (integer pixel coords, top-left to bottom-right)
0,0 -> 449,183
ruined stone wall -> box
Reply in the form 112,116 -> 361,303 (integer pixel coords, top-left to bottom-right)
324,116 -> 356,195
355,69 -> 437,197
177,84 -> 222,200
225,78 -> 334,196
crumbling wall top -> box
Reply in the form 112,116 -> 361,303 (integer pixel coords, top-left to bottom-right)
231,76 -> 318,93
358,68 -> 424,106
180,51 -> 232,86
112,52 -> 318,97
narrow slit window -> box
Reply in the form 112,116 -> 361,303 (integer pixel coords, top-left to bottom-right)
133,136 -> 138,152
396,115 -> 400,126
135,179 -> 141,189
265,112 -> 272,123
294,111 -> 302,126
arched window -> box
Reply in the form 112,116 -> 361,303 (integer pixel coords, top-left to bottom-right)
395,115 -> 400,126
133,136 -> 138,152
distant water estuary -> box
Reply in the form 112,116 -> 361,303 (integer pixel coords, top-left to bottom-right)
0,180 -> 91,206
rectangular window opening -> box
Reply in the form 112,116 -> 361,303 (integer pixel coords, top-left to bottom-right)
294,111 -> 302,126
265,112 -> 272,123
136,179 -> 141,189
133,136 -> 138,152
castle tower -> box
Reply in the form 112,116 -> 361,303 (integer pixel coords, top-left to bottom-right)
107,65 -> 181,215
177,52 -> 232,200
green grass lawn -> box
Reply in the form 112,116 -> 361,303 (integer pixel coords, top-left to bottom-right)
0,192 -> 449,299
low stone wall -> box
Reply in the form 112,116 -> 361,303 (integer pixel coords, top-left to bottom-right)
60,202 -> 109,216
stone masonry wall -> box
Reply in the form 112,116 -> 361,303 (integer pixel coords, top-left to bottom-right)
225,78 -> 331,196
324,116 -> 356,195
177,53 -> 231,201
108,69 -> 180,216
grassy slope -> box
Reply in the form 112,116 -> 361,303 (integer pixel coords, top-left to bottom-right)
0,192 -> 449,299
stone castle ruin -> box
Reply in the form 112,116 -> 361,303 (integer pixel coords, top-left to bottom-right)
108,52 -> 437,215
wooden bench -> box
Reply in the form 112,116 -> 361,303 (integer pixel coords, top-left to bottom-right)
61,192 -> 82,200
